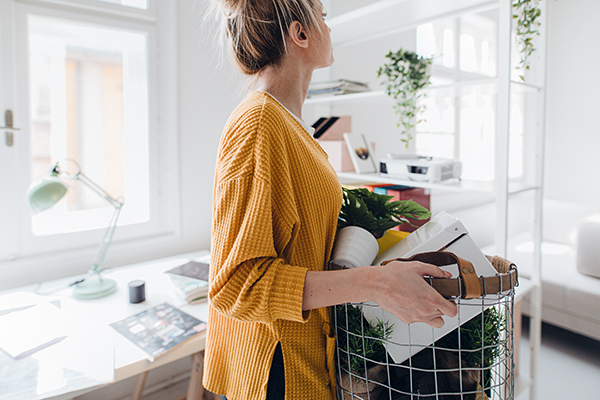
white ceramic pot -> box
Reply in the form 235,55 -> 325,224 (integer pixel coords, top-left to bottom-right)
331,226 -> 379,269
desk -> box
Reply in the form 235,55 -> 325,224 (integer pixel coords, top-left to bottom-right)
0,251 -> 211,400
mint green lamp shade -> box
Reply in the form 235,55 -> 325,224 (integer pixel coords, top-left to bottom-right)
27,176 -> 68,212
26,164 -> 118,299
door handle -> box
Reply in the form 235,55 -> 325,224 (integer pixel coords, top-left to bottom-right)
1,110 -> 20,147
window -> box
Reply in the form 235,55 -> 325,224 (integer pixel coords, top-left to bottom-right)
28,15 -> 150,235
0,0 -> 177,269
415,11 -> 527,182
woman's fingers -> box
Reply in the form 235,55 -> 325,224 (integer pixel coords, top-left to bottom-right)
426,316 -> 445,329
375,260 -> 459,326
416,261 -> 453,279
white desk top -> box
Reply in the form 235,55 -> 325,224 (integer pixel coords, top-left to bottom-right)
0,250 -> 210,400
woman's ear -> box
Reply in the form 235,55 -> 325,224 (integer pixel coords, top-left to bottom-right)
288,20 -> 309,49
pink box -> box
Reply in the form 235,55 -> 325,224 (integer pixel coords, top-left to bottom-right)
317,140 -> 355,172
313,116 -> 352,141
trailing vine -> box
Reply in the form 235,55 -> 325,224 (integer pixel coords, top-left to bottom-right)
377,48 -> 431,147
513,0 -> 542,81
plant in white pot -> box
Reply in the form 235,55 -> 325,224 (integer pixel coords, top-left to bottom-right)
331,187 -> 431,269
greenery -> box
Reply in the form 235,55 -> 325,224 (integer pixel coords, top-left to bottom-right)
338,187 -> 431,239
377,48 -> 432,147
336,304 -> 393,375
513,0 -> 542,81
436,306 -> 507,388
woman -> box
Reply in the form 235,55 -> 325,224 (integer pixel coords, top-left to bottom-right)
203,1 -> 458,399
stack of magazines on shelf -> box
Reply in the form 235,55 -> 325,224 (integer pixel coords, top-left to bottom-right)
307,79 -> 370,97
165,258 -> 210,305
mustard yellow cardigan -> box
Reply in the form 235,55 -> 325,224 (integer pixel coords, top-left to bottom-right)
203,91 -> 343,400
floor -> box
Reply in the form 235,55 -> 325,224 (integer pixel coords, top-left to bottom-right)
516,317 -> 600,400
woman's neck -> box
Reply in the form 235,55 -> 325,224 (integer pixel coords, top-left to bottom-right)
256,60 -> 313,119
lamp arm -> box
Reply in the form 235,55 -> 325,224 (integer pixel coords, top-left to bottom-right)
73,171 -> 124,275
75,171 -> 123,209
92,203 -> 122,274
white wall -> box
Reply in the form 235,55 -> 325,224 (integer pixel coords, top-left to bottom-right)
176,0 -> 245,253
542,0 -> 600,244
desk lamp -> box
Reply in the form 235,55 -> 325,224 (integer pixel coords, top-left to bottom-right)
27,160 -> 123,299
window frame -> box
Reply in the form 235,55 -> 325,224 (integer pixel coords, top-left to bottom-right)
0,0 -> 179,286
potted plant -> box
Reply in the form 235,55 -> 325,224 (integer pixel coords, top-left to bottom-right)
335,304 -> 394,400
377,48 -> 432,147
331,187 -> 431,269
513,0 -> 542,81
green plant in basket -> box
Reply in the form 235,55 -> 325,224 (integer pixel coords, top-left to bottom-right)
436,306 -> 507,390
335,304 -> 393,375
377,48 -> 432,147
338,187 -> 431,239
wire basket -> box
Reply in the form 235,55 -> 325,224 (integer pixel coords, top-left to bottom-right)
333,254 -> 518,400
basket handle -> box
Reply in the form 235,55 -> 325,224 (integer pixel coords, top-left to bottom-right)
381,251 -> 518,299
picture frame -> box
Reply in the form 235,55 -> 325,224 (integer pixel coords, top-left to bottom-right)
343,133 -> 377,174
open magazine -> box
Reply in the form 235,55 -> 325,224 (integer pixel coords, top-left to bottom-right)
110,303 -> 206,362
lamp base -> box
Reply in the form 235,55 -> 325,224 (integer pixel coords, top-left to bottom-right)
73,277 -> 117,299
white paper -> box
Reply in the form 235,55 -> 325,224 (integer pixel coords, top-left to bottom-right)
0,302 -> 68,359
0,295 -> 114,399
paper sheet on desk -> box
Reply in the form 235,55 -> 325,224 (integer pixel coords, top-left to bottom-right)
0,302 -> 68,359
0,294 -> 114,400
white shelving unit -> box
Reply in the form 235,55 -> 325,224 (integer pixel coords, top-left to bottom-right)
310,1 -> 547,399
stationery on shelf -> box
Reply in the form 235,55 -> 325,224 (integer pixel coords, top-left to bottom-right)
312,116 -> 355,172
308,79 -> 370,97
110,302 -> 207,362
343,132 -> 377,173
165,260 -> 210,304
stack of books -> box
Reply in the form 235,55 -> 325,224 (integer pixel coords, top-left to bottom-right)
308,79 -> 370,97
165,260 -> 210,305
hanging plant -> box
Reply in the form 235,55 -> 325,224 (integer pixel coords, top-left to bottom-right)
513,0 -> 542,81
377,48 -> 432,147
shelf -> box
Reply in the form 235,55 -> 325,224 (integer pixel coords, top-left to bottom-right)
511,80 -> 544,94
304,90 -> 386,105
305,78 -> 499,105
328,0 -> 499,48
337,172 -> 539,195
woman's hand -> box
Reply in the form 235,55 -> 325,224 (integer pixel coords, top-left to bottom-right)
368,261 -> 458,328
303,261 -> 457,328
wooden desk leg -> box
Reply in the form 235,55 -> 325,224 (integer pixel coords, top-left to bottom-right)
187,351 -> 205,400
131,371 -> 149,400
514,298 -> 523,376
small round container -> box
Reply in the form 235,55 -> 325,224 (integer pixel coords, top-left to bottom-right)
128,280 -> 146,304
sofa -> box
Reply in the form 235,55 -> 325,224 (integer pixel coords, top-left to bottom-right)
513,220 -> 600,342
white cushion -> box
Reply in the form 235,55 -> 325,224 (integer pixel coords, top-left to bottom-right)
507,241 -> 574,311
577,221 -> 600,279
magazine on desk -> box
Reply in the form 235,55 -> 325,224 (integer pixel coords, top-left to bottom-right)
165,260 -> 210,305
110,303 -> 207,362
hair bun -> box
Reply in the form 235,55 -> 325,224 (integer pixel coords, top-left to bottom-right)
214,0 -> 246,15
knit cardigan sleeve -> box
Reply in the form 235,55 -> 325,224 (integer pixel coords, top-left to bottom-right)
208,102 -> 309,325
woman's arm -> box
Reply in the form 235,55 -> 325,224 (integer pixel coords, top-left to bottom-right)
302,261 -> 458,328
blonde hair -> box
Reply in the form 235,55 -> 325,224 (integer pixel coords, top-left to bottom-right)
213,0 -> 321,75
